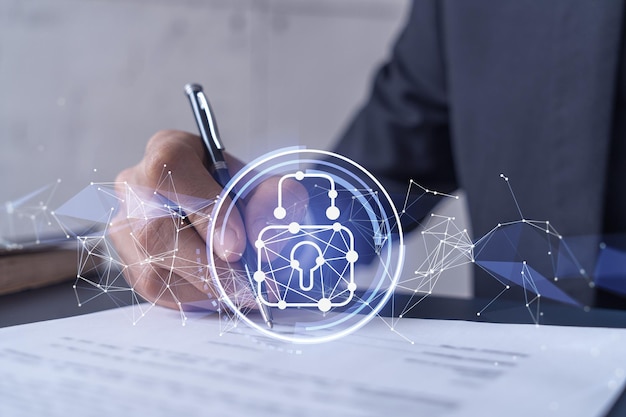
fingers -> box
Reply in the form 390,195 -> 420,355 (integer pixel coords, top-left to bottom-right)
109,206 -> 256,309
123,264 -> 209,311
109,208 -> 211,308
124,130 -> 246,262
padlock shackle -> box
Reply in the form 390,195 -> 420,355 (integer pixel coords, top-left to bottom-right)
274,170 -> 340,221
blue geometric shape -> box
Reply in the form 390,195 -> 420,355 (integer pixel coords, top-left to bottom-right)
477,260 -> 580,306
594,247 -> 626,295
54,184 -> 119,223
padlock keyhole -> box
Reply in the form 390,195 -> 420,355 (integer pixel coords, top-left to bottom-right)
290,242 -> 325,291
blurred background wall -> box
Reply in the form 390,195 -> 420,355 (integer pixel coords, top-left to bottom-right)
0,0 -> 471,297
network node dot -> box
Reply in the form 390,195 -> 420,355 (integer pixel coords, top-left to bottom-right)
295,171 -> 305,181
318,298 -> 331,312
278,300 -> 287,310
274,207 -> 287,219
328,189 -> 338,199
347,282 -> 357,292
288,222 -> 300,234
326,206 -> 340,220
254,271 -> 266,283
255,239 -> 265,249
291,259 -> 300,269
346,250 -> 359,263
332,222 -> 342,231
316,256 -> 325,266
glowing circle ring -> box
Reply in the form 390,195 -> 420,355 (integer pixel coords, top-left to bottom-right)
208,148 -> 404,344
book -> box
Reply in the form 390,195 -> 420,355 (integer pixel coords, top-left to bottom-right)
0,241 -> 77,296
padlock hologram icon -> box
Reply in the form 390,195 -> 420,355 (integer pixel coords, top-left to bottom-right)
254,171 -> 358,312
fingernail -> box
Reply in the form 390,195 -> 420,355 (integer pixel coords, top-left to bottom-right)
213,226 -> 240,258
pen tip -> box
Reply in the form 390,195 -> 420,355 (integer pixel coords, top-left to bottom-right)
266,320 -> 273,329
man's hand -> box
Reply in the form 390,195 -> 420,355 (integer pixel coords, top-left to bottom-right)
109,130 -> 307,309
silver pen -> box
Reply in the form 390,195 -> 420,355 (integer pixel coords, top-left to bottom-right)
184,83 -> 273,329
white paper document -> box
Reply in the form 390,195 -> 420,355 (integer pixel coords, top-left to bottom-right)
0,306 -> 624,417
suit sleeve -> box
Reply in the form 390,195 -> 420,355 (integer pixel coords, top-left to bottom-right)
333,0 -> 457,231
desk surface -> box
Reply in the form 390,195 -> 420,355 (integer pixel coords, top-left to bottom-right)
1,281 -> 626,416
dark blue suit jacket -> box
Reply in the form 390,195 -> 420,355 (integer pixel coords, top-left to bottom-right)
334,1 -> 625,300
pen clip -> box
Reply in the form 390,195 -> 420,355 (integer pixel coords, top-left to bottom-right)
197,91 -> 225,151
